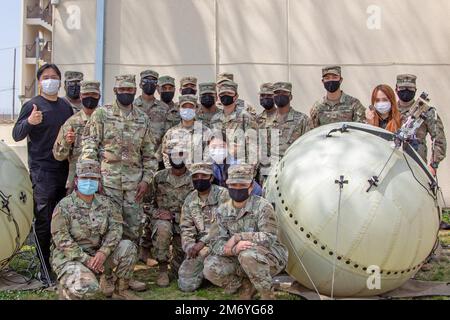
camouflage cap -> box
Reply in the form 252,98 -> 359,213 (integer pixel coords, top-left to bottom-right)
180,76 -> 198,87
179,94 -> 198,107
158,75 -> 175,87
322,66 -> 342,77
217,72 -> 234,84
259,83 -> 274,95
65,71 -> 84,82
218,80 -> 238,95
114,74 -> 136,89
226,164 -> 254,184
396,74 -> 417,88
140,70 -> 159,80
190,162 -> 213,176
199,82 -> 216,95
76,160 -> 101,179
273,82 -> 292,93
80,80 -> 100,94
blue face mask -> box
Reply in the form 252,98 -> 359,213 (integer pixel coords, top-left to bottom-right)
77,179 -> 99,195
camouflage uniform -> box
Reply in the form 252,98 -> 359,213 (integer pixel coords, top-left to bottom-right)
149,165 -> 194,276
51,160 -> 137,300
158,76 -> 181,128
81,74 -> 158,242
310,66 -> 366,128
53,81 -> 101,191
161,95 -> 212,168
203,165 -> 288,295
63,71 -> 84,114
396,74 -> 447,165
178,163 -> 230,292
197,82 -> 221,129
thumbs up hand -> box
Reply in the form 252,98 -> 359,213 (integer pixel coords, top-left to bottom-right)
65,127 -> 76,144
27,104 -> 43,125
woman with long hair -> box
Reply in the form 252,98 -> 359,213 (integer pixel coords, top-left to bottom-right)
366,84 -> 401,133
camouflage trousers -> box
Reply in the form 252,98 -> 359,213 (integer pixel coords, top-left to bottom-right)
103,187 -> 144,242
151,219 -> 185,276
203,245 -> 285,292
178,249 -> 210,292
56,240 -> 137,300
139,203 -> 153,250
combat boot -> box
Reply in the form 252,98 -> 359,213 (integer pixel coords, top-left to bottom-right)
259,289 -> 276,300
156,263 -> 170,287
112,279 -> 143,300
129,278 -> 147,292
238,278 -> 257,300
99,274 -> 115,297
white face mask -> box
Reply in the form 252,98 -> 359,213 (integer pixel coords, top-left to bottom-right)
374,101 -> 392,114
209,148 -> 227,164
180,108 -> 196,121
41,79 -> 60,95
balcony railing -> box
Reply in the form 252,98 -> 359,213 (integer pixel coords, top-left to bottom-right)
26,1 -> 52,26
25,40 -> 52,62
25,80 -> 37,99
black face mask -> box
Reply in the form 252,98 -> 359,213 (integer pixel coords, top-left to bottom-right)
274,95 -> 290,108
193,179 -> 212,192
169,155 -> 186,169
220,95 -> 235,106
116,93 -> 135,106
201,94 -> 215,108
182,88 -> 197,96
143,83 -> 157,95
397,89 -> 416,103
82,97 -> 99,109
229,188 -> 250,202
160,91 -> 175,104
324,80 -> 341,93
260,97 -> 275,110
67,85 -> 81,100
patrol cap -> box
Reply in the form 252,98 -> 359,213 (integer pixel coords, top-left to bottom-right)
273,82 -> 292,93
114,74 -> 136,89
322,66 -> 342,77
140,70 -> 159,80
158,75 -> 175,87
65,71 -> 84,82
190,162 -> 213,176
199,82 -> 216,95
226,164 -> 254,185
76,160 -> 101,179
218,80 -> 238,95
180,76 -> 198,87
80,80 -> 100,94
217,72 -> 234,84
259,83 -> 274,95
179,94 -> 197,107
396,74 -> 417,88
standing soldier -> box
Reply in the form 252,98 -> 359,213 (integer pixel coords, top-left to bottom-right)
53,81 -> 101,194
197,82 -> 221,129
180,76 -> 198,96
203,164 -> 288,300
310,66 -> 366,128
396,74 -> 447,173
51,160 -> 141,300
178,162 -> 229,292
63,71 -> 84,114
157,75 -> 180,128
81,74 -> 158,292
149,142 -> 194,287
216,73 -> 253,112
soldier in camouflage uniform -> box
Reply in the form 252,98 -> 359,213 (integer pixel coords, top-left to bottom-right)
310,66 -> 366,128
148,142 -> 194,287
53,81 -> 101,193
197,82 -> 221,129
51,160 -> 140,300
178,162 -> 229,292
396,74 -> 447,171
203,164 -> 288,300
180,76 -> 198,96
256,82 -> 310,185
63,71 -> 84,114
216,73 -> 253,112
161,95 -> 212,168
158,75 -> 181,129
81,74 -> 158,291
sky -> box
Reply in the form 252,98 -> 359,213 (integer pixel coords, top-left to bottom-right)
0,1 -> 21,116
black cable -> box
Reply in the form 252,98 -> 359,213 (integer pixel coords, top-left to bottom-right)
402,154 -> 436,200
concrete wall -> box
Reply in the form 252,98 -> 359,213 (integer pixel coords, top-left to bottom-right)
50,0 -> 450,203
